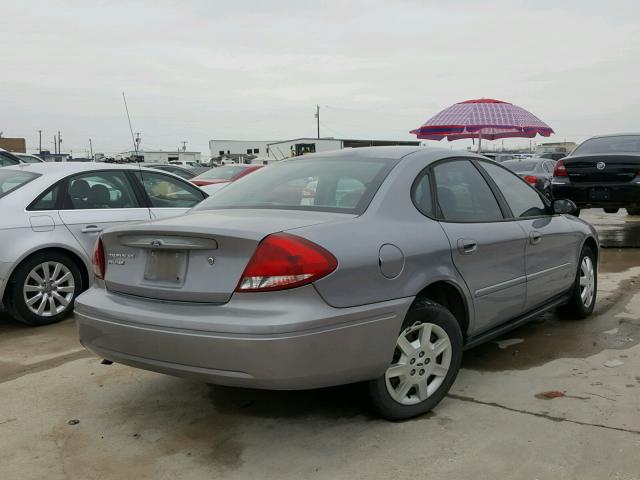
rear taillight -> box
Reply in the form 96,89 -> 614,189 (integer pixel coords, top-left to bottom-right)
92,238 -> 106,279
523,175 -> 538,185
235,233 -> 337,292
553,159 -> 568,177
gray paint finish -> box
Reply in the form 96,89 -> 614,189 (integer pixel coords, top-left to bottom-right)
75,146 -> 598,390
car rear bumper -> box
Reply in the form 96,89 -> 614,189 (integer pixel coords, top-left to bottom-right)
75,285 -> 413,390
552,181 -> 640,208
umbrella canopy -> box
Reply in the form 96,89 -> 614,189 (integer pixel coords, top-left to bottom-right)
410,98 -> 554,142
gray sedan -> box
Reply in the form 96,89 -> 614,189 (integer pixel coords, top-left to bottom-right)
75,147 -> 598,420
0,163 -> 207,326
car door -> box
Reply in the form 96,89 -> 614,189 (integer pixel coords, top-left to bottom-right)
478,161 -> 577,310
131,170 -> 207,219
57,170 -> 151,255
432,159 -> 527,334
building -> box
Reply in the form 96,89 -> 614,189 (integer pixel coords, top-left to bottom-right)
266,138 -> 421,161
209,140 -> 274,162
0,137 -> 26,153
535,142 -> 577,155
209,137 -> 421,164
39,150 -> 71,162
118,150 -> 202,164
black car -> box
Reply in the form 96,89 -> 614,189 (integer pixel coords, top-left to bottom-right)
502,158 -> 556,198
148,164 -> 198,179
551,134 -> 640,215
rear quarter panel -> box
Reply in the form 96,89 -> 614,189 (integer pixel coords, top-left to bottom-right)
291,152 -> 475,330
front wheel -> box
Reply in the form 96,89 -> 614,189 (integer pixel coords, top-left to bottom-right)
368,300 -> 463,421
6,252 -> 83,326
627,207 -> 640,216
558,245 -> 597,319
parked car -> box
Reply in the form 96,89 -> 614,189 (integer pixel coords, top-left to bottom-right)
134,163 -> 198,180
75,147 -> 597,420
190,164 -> 263,186
536,152 -> 567,161
552,133 -> 640,215
0,163 -> 207,326
502,158 -> 556,198
0,149 -> 23,167
482,153 -> 516,163
14,153 -> 45,163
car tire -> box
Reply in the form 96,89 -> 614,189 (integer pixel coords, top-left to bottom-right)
368,299 -> 463,421
604,208 -> 619,214
6,251 -> 83,326
626,207 -> 640,216
558,245 -> 597,320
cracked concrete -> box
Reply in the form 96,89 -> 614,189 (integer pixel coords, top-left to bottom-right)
1,209 -> 640,479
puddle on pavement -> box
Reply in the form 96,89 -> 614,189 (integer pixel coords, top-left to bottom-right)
463,249 -> 640,372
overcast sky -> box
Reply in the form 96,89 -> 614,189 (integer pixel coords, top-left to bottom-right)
1,0 -> 639,157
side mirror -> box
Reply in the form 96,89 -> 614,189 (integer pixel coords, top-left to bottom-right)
552,198 -> 577,215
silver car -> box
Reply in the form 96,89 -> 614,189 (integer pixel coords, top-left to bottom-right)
0,163 -> 207,326
75,147 -> 598,420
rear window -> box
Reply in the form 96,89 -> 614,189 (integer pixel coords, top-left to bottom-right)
193,157 -> 398,214
0,170 -> 40,199
197,165 -> 249,180
502,160 -> 537,173
573,136 -> 640,155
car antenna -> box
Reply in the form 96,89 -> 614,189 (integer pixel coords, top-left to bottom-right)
122,91 -> 143,175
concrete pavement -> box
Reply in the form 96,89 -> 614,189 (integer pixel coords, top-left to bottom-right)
1,210 -> 639,480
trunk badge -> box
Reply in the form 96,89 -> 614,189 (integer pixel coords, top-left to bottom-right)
596,162 -> 606,170
207,257 -> 215,266
150,239 -> 163,248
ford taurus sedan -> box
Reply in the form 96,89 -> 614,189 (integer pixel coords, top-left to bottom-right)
76,147 -> 598,420
0,163 -> 207,326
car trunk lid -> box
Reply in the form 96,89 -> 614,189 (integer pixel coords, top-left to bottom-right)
564,154 -> 640,183
100,209 -> 351,303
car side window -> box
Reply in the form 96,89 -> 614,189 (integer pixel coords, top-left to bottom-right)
411,171 -> 433,217
135,171 -> 205,208
433,160 -> 503,222
480,161 -> 547,218
29,184 -> 63,211
64,171 -> 139,210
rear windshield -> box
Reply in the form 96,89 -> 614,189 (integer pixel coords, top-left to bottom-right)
502,160 -> 537,173
197,165 -> 250,180
573,136 -> 640,155
0,170 -> 40,199
193,157 -> 398,214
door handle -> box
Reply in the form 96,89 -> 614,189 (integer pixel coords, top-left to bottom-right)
530,231 -> 542,245
81,225 -> 103,234
457,239 -> 478,255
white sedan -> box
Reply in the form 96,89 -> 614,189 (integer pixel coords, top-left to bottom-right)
0,163 -> 207,326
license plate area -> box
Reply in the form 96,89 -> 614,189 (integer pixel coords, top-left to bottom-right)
143,250 -> 188,285
589,188 -> 610,201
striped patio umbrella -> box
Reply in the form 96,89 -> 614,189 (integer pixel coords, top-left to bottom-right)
410,98 -> 553,151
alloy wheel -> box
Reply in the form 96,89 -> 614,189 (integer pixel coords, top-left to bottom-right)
579,256 -> 595,309
22,261 -> 75,317
385,322 -> 452,405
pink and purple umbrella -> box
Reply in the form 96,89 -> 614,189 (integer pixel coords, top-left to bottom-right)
410,98 -> 553,151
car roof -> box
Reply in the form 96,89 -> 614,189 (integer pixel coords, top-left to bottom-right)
3,162 -> 167,182
586,133 -> 640,140
285,146 -> 485,165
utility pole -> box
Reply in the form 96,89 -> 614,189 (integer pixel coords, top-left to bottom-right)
315,105 -> 320,139
57,130 -> 62,154
38,130 -> 42,157
89,138 -> 94,161
134,132 -> 141,155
